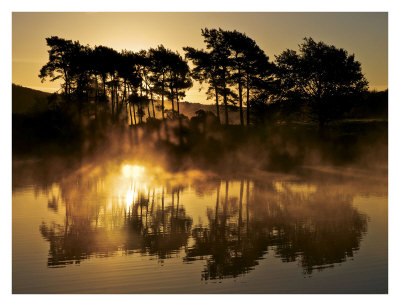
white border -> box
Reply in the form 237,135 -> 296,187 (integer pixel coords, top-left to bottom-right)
2,1 -> 398,305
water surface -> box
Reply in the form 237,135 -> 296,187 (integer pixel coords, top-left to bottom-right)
12,157 -> 387,293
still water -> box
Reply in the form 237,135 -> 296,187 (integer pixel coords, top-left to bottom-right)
12,157 -> 387,293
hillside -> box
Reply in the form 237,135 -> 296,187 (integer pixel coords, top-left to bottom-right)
11,84 -> 242,123
178,102 -> 242,124
12,84 -> 51,114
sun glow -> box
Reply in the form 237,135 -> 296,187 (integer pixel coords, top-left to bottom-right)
122,164 -> 146,180
125,187 -> 135,211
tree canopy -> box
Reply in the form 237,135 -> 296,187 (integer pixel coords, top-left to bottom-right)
39,33 -> 370,128
275,37 -> 369,126
184,28 -> 273,125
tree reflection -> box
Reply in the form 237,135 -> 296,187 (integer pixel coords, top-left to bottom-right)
124,187 -> 192,259
39,180 -> 193,267
185,180 -> 270,279
186,179 -> 368,279
38,167 -> 368,279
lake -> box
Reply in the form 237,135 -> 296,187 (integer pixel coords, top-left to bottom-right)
12,153 -> 387,293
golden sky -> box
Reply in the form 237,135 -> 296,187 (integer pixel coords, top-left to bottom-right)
12,12 -> 388,103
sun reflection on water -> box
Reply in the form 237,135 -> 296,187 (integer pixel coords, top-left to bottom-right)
125,185 -> 135,211
122,164 -> 146,180
120,164 -> 152,211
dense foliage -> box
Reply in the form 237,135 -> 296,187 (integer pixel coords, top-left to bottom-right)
37,30 -> 379,130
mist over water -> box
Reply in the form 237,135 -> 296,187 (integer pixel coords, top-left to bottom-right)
12,122 -> 387,293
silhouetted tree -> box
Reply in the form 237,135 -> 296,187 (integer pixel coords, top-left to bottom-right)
39,34 -> 371,130
148,45 -> 171,120
39,36 -> 84,97
91,46 -> 117,99
170,53 -> 193,115
223,30 -> 275,126
201,28 -> 236,125
184,47 -> 223,123
163,51 -> 193,116
187,29 -> 272,125
275,37 -> 368,127
135,50 -> 157,118
117,50 -> 141,123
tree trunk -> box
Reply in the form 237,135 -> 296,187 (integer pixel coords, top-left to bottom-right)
95,77 -> 98,120
150,90 -> 156,118
102,75 -> 106,97
175,87 -> 180,115
116,88 -> 119,118
223,90 -> 228,125
145,85 -> 149,118
238,69 -> 243,126
223,68 -> 229,125
123,82 -> 128,123
171,89 -> 175,113
246,76 -> 250,126
123,81 -> 127,103
127,103 -> 130,125
162,74 -> 165,120
133,104 -> 136,125
111,85 -> 114,121
215,87 -> 220,123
